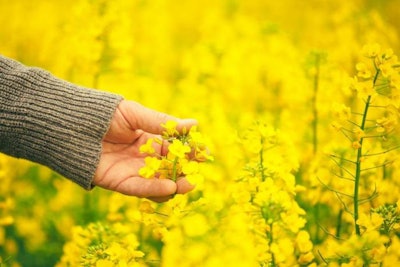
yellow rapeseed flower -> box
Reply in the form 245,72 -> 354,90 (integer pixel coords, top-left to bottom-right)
357,212 -> 384,232
352,141 -> 362,150
182,160 -> 204,185
139,157 -> 161,178
332,102 -> 351,121
139,138 -> 155,155
96,259 -> 114,267
161,120 -> 179,138
351,77 -> 374,97
182,213 -> 209,237
139,201 -> 155,214
356,62 -> 372,79
296,230 -> 313,253
362,43 -> 381,58
168,139 -> 191,159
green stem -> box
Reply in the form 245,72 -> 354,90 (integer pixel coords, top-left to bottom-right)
268,223 -> 276,267
259,137 -> 266,182
354,69 -> 380,236
172,157 -> 179,182
336,209 -> 343,238
354,95 -> 371,236
312,54 -> 320,155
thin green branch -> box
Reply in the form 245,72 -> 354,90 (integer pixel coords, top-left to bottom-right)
330,154 -> 357,164
362,135 -> 387,139
259,137 -> 267,182
353,66 -> 381,236
317,222 -> 346,241
361,160 -> 394,172
329,156 -> 356,179
353,95 -> 371,236
318,250 -> 329,265
347,120 -> 361,128
369,104 -> 390,108
340,127 -> 355,133
363,145 -> 400,157
330,170 -> 355,181
339,128 -> 354,142
335,192 -> 353,216
317,177 -> 354,198
358,192 -> 378,204
352,111 -> 366,116
312,53 -> 320,155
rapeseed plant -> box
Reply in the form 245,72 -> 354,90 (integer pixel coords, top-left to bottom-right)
317,44 -> 400,265
139,120 -> 212,184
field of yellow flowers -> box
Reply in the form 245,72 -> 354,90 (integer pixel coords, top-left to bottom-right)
2,0 -> 400,266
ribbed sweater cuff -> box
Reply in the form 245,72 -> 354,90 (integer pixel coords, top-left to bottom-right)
0,55 -> 123,189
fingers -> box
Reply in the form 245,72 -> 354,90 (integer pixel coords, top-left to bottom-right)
148,195 -> 175,203
176,177 -> 196,194
149,178 -> 195,202
120,100 -> 198,135
112,176 -> 195,202
114,176 -> 177,198
119,177 -> 195,202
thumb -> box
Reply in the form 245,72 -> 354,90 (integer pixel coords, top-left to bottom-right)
120,100 -> 197,134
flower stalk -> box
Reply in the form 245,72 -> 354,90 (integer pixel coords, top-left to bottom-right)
353,68 -> 379,236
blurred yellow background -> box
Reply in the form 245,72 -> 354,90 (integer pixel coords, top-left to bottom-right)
1,0 -> 400,266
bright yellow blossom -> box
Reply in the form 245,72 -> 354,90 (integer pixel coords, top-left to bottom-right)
352,141 -> 362,149
161,120 -> 179,137
296,230 -> 313,253
332,102 -> 351,121
96,259 -> 114,267
356,62 -> 372,79
139,157 -> 161,178
139,201 -> 155,214
168,139 -> 191,159
357,212 -> 384,232
298,251 -> 315,265
351,76 -> 374,96
181,214 -> 209,237
139,138 -> 156,155
181,160 -> 197,174
362,43 -> 381,58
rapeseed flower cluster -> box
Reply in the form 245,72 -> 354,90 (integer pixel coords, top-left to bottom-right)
231,122 -> 313,266
316,44 -> 400,265
0,158 -> 14,228
57,222 -> 145,267
0,157 -> 15,265
139,120 -> 213,185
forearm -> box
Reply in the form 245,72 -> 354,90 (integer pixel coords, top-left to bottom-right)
0,55 -> 123,189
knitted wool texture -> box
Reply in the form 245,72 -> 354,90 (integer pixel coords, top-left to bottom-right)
0,55 -> 123,189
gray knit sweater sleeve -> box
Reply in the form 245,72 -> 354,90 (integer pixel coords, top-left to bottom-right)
0,55 -> 123,189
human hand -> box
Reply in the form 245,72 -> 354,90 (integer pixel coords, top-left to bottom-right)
93,100 -> 198,202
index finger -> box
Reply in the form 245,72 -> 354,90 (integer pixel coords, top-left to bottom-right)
120,100 -> 198,134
